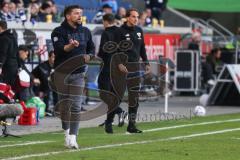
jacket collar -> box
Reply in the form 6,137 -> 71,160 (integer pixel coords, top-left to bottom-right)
0,29 -> 13,36
122,22 -> 135,31
61,20 -> 82,31
105,25 -> 117,31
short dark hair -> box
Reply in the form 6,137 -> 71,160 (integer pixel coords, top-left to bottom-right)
0,21 -> 7,30
48,50 -> 55,57
18,45 -> 29,52
63,5 -> 83,18
126,8 -> 139,17
102,4 -> 112,9
211,48 -> 221,55
0,2 -> 8,9
41,2 -> 51,10
103,13 -> 115,24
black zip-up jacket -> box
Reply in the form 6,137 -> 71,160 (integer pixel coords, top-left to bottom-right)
0,29 -> 18,86
51,20 -> 95,73
119,23 -> 149,65
32,60 -> 53,92
98,26 -> 120,74
98,26 -> 121,90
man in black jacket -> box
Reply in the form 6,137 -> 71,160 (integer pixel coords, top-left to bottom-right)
118,8 -> 150,133
51,5 -> 95,149
0,21 -> 18,87
98,13 -> 126,133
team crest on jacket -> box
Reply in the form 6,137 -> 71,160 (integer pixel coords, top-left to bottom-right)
53,37 -> 58,42
137,32 -> 142,39
125,34 -> 130,40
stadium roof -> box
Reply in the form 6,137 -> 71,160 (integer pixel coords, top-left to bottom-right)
168,0 -> 240,12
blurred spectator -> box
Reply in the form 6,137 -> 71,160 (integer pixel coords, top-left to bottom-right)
45,0 -> 53,6
92,4 -> 112,24
202,48 -> 223,87
8,2 -> 17,21
145,0 -> 168,21
206,48 -> 223,75
115,7 -> 126,20
145,8 -> 152,27
15,0 -> 27,22
0,2 -> 11,21
138,12 -> 147,27
115,6 -> 126,25
23,0 -> 41,8
32,50 -> 57,115
38,2 -> 52,22
101,0 -> 118,13
0,0 -> 61,23
188,32 -> 201,51
49,0 -> 61,22
138,11 -> 147,27
29,2 -> 40,22
16,45 -> 39,101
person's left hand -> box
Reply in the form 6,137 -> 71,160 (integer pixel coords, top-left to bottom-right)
33,78 -> 41,85
83,55 -> 91,63
145,64 -> 151,74
39,91 -> 44,98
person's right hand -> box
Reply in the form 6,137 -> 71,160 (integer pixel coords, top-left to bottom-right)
118,64 -> 128,74
39,91 -> 44,98
69,39 -> 79,47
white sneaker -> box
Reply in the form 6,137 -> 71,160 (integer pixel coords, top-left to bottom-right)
64,129 -> 70,147
68,135 -> 79,149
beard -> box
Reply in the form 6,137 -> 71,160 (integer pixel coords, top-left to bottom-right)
70,17 -> 82,26
73,20 -> 81,26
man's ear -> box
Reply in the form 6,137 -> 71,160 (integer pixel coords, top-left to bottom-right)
66,14 -> 70,20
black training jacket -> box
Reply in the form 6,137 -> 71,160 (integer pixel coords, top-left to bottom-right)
98,25 -> 120,74
119,23 -> 149,65
51,20 -> 95,73
0,29 -> 18,86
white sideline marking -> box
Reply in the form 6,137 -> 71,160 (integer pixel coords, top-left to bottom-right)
143,118 -> 240,133
50,118 -> 240,136
3,128 -> 240,160
0,141 -> 31,143
0,141 -> 55,148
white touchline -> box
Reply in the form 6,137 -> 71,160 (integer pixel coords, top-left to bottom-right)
143,118 -> 240,133
0,141 -> 55,148
2,128 -> 240,160
50,118 -> 240,136
0,141 -> 32,143
115,118 -> 240,136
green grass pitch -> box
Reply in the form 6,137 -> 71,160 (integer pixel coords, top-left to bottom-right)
1,113 -> 240,160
